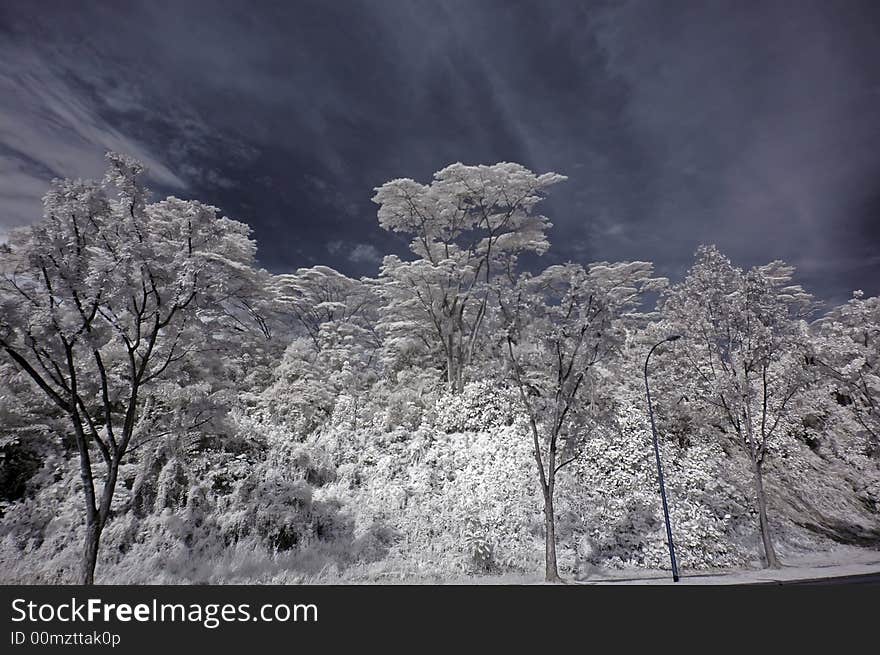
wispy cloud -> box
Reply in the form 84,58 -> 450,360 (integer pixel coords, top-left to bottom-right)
0,47 -> 187,236
348,243 -> 382,266
1,1 -> 878,299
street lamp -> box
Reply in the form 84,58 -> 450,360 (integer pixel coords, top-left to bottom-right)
644,334 -> 681,583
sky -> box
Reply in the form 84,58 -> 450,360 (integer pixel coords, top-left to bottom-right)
1,0 -> 879,305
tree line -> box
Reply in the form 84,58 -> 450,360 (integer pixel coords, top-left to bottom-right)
1,153 -> 877,583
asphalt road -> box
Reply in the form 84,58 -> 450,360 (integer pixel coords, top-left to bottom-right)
768,572 -> 880,585
582,569 -> 880,584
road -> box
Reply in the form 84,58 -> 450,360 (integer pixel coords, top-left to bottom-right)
579,566 -> 880,585
769,571 -> 880,585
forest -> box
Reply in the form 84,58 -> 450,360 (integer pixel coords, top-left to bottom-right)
1,153 -> 878,584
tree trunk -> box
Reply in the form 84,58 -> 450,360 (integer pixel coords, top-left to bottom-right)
753,461 -> 780,569
446,333 -> 456,391
352,393 -> 358,431
543,489 -> 562,582
81,517 -> 103,585
71,409 -> 103,585
78,458 -> 118,585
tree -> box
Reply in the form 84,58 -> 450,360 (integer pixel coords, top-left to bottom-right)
273,265 -> 376,349
503,261 -> 661,581
659,245 -> 816,568
373,162 -> 566,391
813,291 -> 880,453
0,153 -> 265,583
273,266 -> 381,430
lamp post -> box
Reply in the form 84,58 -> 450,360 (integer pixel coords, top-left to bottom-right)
644,334 -> 681,583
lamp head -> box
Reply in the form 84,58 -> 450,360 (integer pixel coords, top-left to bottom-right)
666,335 -> 682,342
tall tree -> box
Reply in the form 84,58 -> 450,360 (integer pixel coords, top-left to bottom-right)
504,261 -> 660,581
373,162 -> 565,391
659,245 -> 816,568
813,291 -> 880,453
271,266 -> 381,431
0,153 -> 265,583
273,265 -> 376,349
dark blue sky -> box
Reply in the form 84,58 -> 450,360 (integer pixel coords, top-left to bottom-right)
2,0 -> 879,305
